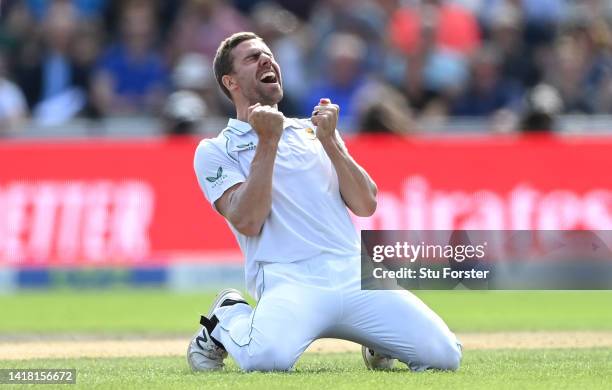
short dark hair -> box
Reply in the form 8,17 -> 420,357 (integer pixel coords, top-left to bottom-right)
213,32 -> 262,101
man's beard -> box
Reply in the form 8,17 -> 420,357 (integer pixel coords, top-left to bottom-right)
250,84 -> 283,106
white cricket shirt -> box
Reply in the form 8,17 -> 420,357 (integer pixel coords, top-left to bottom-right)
194,117 -> 361,297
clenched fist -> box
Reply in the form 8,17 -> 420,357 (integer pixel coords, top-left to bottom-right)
248,103 -> 285,142
311,98 -> 339,141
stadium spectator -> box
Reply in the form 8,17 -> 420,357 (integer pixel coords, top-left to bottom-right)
451,45 -> 523,117
307,0 -> 390,74
478,0 -> 566,46
354,79 -> 415,134
102,0 -> 181,45
519,83 -> 563,132
0,1 -> 34,57
166,0 -> 250,65
542,14 -> 609,115
399,4 -> 469,118
485,1 -> 540,88
301,33 -> 369,132
13,0 -> 95,125
389,0 -> 481,56
0,51 -> 27,135
172,52 -> 225,118
70,19 -> 105,119
92,0 -> 169,116
233,0 -> 315,20
162,90 -> 206,135
551,11 -> 612,114
521,0 -> 567,47
25,0 -> 109,21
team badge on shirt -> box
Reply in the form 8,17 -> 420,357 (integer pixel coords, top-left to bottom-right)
305,127 -> 316,140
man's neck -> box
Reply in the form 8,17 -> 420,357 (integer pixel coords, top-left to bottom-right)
235,102 -> 279,122
236,104 -> 250,122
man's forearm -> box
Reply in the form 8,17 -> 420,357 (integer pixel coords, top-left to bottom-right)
320,135 -> 377,217
226,138 -> 279,235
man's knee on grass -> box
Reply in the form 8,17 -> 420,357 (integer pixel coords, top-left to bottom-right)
409,338 -> 462,372
239,344 -> 297,372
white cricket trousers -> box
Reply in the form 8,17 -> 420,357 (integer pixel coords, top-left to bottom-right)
210,253 -> 462,372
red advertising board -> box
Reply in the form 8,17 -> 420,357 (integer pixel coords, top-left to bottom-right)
0,134 -> 611,267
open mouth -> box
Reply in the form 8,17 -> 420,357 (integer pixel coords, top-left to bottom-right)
259,70 -> 278,84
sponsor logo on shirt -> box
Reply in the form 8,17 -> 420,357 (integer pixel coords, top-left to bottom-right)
235,142 -> 256,151
206,167 -> 228,188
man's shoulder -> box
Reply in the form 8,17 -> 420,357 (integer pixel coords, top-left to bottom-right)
195,128 -> 234,157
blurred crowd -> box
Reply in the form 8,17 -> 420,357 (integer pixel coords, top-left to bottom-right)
1,0 -> 612,136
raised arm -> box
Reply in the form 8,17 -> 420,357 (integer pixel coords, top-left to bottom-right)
216,104 -> 284,236
311,98 -> 378,217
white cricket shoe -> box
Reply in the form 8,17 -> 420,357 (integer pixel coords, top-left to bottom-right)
187,288 -> 248,372
362,346 -> 397,370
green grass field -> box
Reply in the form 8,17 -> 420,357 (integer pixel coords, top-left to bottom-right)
1,290 -> 611,389
1,350 -> 611,390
